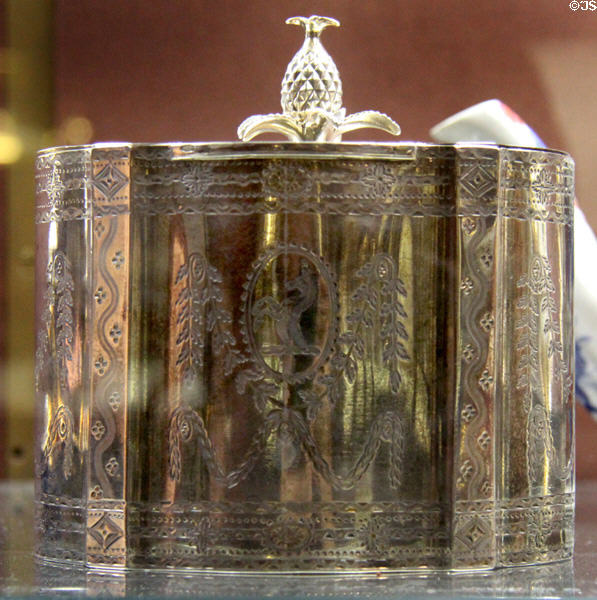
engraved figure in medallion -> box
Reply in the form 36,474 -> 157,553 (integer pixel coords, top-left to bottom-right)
168,247 -> 409,494
243,246 -> 336,384
174,252 -> 244,390
252,259 -> 319,359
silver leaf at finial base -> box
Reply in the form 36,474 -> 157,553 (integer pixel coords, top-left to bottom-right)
237,15 -> 401,142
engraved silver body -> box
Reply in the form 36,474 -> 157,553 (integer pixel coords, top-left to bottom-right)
35,142 -> 574,571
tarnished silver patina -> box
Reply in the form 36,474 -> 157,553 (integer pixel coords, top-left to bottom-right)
35,17 -> 574,573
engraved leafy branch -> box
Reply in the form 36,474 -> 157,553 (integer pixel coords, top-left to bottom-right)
175,260 -> 205,385
168,403 -> 404,490
168,405 -> 275,487
516,256 -> 568,411
235,367 -> 281,414
36,252 -> 74,393
53,254 -> 75,391
36,252 -> 76,479
516,256 -> 572,487
318,254 -> 409,406
379,264 -> 409,394
515,294 -> 539,404
294,408 -> 405,490
175,253 -> 245,386
527,404 -> 557,488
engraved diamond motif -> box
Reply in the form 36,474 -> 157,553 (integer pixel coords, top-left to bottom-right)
461,163 -> 496,200
458,518 -> 488,550
93,163 -> 127,200
88,512 -> 123,551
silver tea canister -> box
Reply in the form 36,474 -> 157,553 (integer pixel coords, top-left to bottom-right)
35,16 -> 574,572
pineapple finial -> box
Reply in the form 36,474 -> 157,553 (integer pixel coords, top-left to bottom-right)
237,16 -> 400,142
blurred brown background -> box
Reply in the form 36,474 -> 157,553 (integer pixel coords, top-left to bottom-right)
2,0 -> 597,479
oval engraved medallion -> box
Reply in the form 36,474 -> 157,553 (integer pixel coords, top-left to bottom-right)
243,245 -> 337,384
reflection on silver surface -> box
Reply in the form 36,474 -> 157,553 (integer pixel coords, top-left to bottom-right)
34,142 -> 574,571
